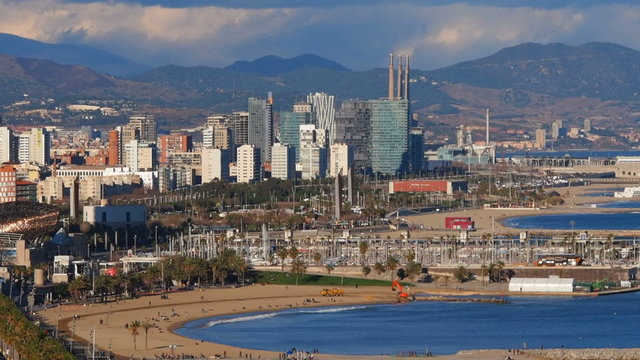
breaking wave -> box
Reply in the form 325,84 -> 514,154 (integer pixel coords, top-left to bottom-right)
202,305 -> 369,328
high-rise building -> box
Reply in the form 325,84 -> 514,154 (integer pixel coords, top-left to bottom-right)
0,165 -> 16,203
535,129 -> 546,149
279,111 -> 313,161
108,130 -> 120,165
248,95 -> 273,165
584,118 -> 592,133
299,124 -> 326,148
409,128 -> 424,174
202,148 -> 229,183
124,140 -> 157,171
307,92 -> 335,145
159,134 -> 192,163
231,111 -> 249,146
18,133 -> 30,164
369,99 -> 409,175
271,143 -> 296,180
236,144 -> 261,183
128,115 -> 157,142
334,100 -> 371,171
0,127 -> 16,164
329,143 -> 352,178
551,122 -> 559,140
29,128 -> 51,166
300,146 -> 327,180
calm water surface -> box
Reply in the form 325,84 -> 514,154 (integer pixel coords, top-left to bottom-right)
175,292 -> 640,355
502,212 -> 640,230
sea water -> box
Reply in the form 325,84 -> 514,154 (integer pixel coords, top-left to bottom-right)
502,212 -> 640,230
175,292 -> 640,355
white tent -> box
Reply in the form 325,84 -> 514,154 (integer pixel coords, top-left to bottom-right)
509,276 -> 574,293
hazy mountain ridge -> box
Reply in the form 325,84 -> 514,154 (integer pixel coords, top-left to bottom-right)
428,42 -> 640,100
0,33 -> 149,77
226,54 -> 349,75
2,41 -> 640,117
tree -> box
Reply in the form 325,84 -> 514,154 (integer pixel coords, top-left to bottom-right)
405,261 -> 422,281
141,321 -> 154,349
361,265 -> 371,277
325,264 -> 335,274
313,252 -> 322,265
141,265 -> 160,291
373,262 -> 386,275
277,248 -> 289,273
290,258 -> 307,285
289,246 -> 299,261
454,266 -> 469,283
129,320 -> 141,350
211,248 -> 243,287
67,276 -> 89,303
406,249 -> 416,263
386,256 -> 399,280
358,241 -> 369,265
480,264 -> 489,285
93,275 -> 113,302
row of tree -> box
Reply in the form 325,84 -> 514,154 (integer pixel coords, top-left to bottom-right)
0,294 -> 74,360
61,250 -> 247,303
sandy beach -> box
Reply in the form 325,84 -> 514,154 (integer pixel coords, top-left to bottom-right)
38,285 -> 537,360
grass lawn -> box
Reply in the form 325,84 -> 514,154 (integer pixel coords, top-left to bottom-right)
250,270 -> 412,287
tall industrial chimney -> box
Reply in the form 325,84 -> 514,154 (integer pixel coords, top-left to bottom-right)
388,54 -> 394,100
396,54 -> 402,99
485,108 -> 490,145
403,55 -> 410,100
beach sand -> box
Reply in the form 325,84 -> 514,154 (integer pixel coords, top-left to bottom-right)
38,285 -> 536,360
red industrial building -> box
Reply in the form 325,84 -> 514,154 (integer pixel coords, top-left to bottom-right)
388,180 -> 468,195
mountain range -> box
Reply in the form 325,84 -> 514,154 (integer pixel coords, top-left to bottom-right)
2,33 -> 640,129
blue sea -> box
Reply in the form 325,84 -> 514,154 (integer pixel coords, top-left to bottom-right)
502,212 -> 640,230
175,292 -> 640,355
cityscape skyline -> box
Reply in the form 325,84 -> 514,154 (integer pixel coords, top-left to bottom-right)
1,1 -> 640,70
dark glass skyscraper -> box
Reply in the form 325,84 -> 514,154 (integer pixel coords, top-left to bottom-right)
334,100 -> 371,172
248,95 -> 273,164
369,99 -> 409,175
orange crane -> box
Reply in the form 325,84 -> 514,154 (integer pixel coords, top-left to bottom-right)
391,280 -> 413,302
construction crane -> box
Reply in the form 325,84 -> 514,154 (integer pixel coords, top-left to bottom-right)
391,280 -> 414,302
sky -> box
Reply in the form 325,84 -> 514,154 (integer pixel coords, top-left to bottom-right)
1,0 -> 640,70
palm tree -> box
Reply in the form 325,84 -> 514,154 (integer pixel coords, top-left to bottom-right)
361,265 -> 371,277
290,258 -> 307,285
480,264 -> 489,285
386,256 -> 399,280
67,276 -> 89,303
129,320 -> 141,350
358,241 -> 369,265
312,252 -> 322,265
373,262 -> 386,276
277,248 -> 289,273
142,265 -> 160,291
141,321 -> 154,349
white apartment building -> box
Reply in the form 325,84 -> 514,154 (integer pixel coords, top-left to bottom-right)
329,143 -> 352,178
271,143 -> 295,180
202,148 -> 229,183
236,144 -> 260,183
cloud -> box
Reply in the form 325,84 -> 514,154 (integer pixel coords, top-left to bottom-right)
1,0 -> 640,70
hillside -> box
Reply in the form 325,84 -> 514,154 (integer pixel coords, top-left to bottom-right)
0,33 -> 148,76
226,54 -> 349,75
0,54 -> 198,106
428,42 -> 640,100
